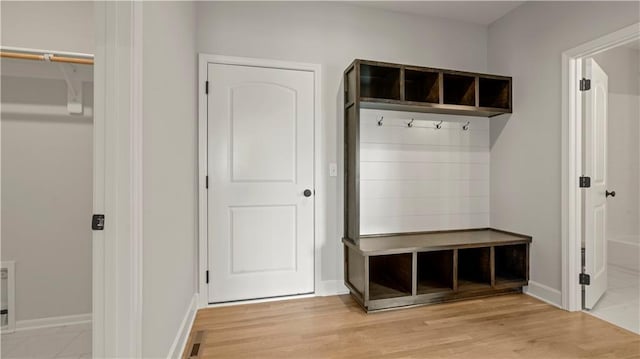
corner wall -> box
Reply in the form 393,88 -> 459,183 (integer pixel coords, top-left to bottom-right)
141,2 -> 197,357
487,1 -> 640,303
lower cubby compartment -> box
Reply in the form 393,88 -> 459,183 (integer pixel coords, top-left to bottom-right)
457,247 -> 491,291
417,250 -> 454,295
495,244 -> 527,285
369,253 -> 412,300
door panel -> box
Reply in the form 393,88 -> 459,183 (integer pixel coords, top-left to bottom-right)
230,84 -> 296,182
230,205 -> 297,274
207,63 -> 315,303
584,58 -> 608,309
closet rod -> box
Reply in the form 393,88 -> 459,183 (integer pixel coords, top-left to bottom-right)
0,47 -> 93,65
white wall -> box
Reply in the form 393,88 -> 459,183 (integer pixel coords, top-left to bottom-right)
141,2 -> 197,358
487,1 -> 640,298
1,1 -> 94,323
0,1 -> 94,54
196,1 -> 488,285
593,46 -> 640,96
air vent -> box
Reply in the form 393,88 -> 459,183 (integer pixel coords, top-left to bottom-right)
186,330 -> 206,359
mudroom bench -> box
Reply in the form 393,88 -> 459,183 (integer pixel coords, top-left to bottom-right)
343,228 -> 531,312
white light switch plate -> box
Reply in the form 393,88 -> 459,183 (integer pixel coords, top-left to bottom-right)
329,163 -> 338,177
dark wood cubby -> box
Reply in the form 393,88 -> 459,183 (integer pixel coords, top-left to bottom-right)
344,229 -> 531,312
479,77 -> 511,109
458,247 -> 491,290
345,59 -> 512,118
417,250 -> 454,295
359,63 -> 401,101
343,59 -> 520,313
404,69 -> 440,103
443,73 -> 476,106
495,244 -> 528,285
369,254 -> 413,300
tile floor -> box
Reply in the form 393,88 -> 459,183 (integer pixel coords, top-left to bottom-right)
589,265 -> 640,334
1,322 -> 91,359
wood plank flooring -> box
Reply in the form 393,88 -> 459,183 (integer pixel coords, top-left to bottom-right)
183,294 -> 640,358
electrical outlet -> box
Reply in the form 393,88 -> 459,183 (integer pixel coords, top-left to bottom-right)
329,163 -> 338,177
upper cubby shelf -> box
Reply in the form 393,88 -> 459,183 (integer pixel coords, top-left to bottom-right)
347,59 -> 512,117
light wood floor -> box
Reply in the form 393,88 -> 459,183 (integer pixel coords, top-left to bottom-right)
184,294 -> 640,358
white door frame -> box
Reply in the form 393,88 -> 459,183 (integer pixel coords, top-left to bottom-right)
561,22 -> 640,312
94,2 -> 143,357
198,54 -> 324,308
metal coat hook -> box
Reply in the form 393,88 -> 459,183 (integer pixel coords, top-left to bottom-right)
407,118 -> 414,128
462,121 -> 470,131
435,120 -> 443,129
377,116 -> 384,126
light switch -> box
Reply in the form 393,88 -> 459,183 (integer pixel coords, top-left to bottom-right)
329,163 -> 338,177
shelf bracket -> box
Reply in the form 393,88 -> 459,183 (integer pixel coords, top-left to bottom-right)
56,62 -> 83,114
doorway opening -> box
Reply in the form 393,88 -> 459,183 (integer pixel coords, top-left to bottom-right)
562,22 -> 640,334
1,47 -> 94,358
582,42 -> 640,333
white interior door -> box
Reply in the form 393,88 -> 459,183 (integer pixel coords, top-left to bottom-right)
584,58 -> 608,309
207,62 -> 315,303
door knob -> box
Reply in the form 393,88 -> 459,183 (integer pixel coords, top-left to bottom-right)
303,189 -> 313,197
606,190 -> 616,198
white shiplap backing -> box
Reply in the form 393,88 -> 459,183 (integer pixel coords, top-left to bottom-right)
359,109 -> 490,235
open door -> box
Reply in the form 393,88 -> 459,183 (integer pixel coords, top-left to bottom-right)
583,58 -> 608,309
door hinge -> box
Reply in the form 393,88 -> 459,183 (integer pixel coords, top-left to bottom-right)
579,176 -> 591,188
205,175 -> 209,189
579,273 -> 591,285
205,81 -> 209,95
579,78 -> 591,91
92,214 -> 105,230
205,270 -> 209,284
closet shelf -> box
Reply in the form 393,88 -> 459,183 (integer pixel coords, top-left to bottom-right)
360,99 -> 507,117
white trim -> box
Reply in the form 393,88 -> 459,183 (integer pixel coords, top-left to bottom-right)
14,313 -> 92,332
166,294 -> 199,359
524,281 -> 562,309
197,54 -> 209,309
92,3 -> 107,356
316,280 -> 349,297
130,2 -> 144,358
94,2 -> 143,357
201,280 -> 348,310
197,54 -> 324,307
1,262 -> 16,333
561,22 -> 640,312
205,293 -> 316,309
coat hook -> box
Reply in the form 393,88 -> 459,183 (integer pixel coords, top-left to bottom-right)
407,118 -> 414,128
462,121 -> 470,131
377,116 -> 384,126
435,120 -> 443,129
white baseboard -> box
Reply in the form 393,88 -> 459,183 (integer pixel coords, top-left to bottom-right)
316,280 -> 349,296
14,313 -> 92,332
167,293 -> 199,359
524,280 -> 562,309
